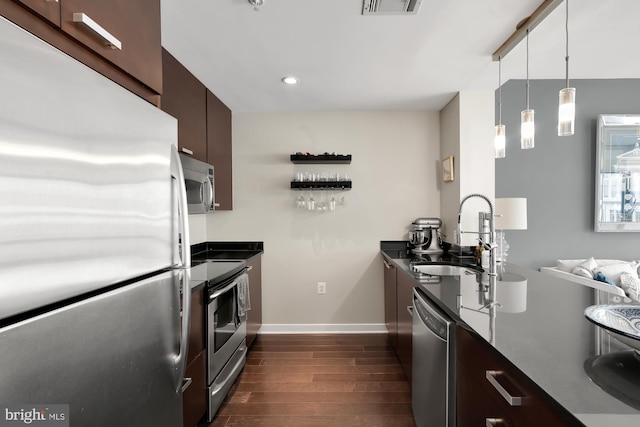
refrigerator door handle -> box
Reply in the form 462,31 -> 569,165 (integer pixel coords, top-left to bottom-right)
170,144 -> 191,268
175,269 -> 191,393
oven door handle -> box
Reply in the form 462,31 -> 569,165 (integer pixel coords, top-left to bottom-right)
209,280 -> 237,301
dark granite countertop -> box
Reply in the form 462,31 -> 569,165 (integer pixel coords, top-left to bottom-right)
188,242 -> 262,291
192,241 -> 264,262
381,241 -> 640,427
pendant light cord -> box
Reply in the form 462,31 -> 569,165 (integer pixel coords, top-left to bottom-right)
526,29 -> 530,110
565,0 -> 570,88
498,56 -> 502,124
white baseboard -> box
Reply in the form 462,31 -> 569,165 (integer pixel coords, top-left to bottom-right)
258,323 -> 387,334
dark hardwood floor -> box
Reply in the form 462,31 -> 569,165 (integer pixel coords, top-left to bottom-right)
205,333 -> 415,427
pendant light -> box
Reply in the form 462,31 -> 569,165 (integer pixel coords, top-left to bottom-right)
521,29 -> 534,149
495,56 -> 506,159
558,0 -> 575,136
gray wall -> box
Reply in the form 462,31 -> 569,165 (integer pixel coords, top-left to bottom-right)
495,79 -> 640,269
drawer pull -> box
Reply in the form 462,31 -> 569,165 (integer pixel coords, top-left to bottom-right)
486,418 -> 506,427
180,147 -> 194,156
72,13 -> 122,50
486,370 -> 523,406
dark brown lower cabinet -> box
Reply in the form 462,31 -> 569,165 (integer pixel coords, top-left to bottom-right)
456,325 -> 582,427
182,351 -> 206,427
383,257 -> 398,351
396,269 -> 414,383
245,255 -> 262,348
183,287 -> 206,427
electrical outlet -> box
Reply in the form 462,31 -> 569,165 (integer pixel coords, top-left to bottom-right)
317,282 -> 326,294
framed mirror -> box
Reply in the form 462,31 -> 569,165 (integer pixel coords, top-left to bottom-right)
595,114 -> 640,232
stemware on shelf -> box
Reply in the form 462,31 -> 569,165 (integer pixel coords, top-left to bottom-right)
306,189 -> 315,211
329,191 -> 337,211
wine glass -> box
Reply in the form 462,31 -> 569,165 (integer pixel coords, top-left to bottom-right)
329,191 -> 336,211
307,189 -> 315,211
296,193 -> 306,209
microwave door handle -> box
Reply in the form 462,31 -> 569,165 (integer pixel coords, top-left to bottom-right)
170,144 -> 190,268
204,176 -> 214,210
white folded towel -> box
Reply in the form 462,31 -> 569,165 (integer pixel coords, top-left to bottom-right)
236,273 -> 251,318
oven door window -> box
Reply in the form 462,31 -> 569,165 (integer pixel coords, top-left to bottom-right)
213,287 -> 238,352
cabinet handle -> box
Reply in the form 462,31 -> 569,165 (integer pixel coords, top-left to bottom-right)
45,0 -> 59,2
407,305 -> 413,316
72,13 -> 122,50
486,370 -> 523,406
214,202 -> 221,207
181,377 -> 193,393
486,418 -> 506,427
383,259 -> 393,269
180,147 -> 194,156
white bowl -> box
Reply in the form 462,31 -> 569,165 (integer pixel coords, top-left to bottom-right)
584,304 -> 640,353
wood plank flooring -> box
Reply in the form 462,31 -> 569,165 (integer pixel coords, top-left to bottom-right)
205,334 -> 416,427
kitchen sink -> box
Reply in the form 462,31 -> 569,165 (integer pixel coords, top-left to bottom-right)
411,264 -> 481,276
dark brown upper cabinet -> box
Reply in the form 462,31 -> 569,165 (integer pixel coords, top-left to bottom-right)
4,0 -> 161,104
206,90 -> 233,210
60,0 -> 162,94
161,48 -> 208,162
12,0 -> 60,27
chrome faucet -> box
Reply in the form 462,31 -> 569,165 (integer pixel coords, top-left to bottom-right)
457,194 -> 498,308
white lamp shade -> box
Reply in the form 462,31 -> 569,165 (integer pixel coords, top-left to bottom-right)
495,198 -> 527,230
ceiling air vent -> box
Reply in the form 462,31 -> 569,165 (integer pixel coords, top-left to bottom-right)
362,0 -> 423,15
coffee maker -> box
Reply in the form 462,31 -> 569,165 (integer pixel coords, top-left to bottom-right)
408,218 -> 443,255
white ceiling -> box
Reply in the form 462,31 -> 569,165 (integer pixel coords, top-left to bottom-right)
160,0 -> 639,113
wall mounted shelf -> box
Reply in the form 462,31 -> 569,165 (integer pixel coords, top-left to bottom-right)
291,181 -> 352,190
290,154 -> 352,164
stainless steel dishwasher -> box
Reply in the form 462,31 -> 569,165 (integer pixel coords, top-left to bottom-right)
412,287 -> 455,427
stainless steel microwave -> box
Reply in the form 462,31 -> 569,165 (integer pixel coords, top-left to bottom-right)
179,154 -> 216,214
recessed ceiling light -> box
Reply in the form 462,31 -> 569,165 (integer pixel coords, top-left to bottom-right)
281,76 -> 299,85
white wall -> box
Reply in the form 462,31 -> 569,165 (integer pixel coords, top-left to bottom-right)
205,111 -> 440,330
188,214 -> 207,245
440,92 -> 495,246
440,95 -> 462,240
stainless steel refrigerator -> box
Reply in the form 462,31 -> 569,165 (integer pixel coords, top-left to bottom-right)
0,17 -> 191,427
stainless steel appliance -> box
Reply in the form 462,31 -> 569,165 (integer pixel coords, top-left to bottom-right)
408,218 -> 443,255
412,288 -> 455,427
191,261 -> 250,421
180,154 -> 216,214
0,17 -> 190,427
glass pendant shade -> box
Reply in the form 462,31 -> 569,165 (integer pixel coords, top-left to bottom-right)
521,109 -> 535,149
495,124 -> 506,158
558,87 -> 576,136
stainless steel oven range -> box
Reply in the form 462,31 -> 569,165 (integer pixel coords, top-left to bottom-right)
192,260 -> 250,421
